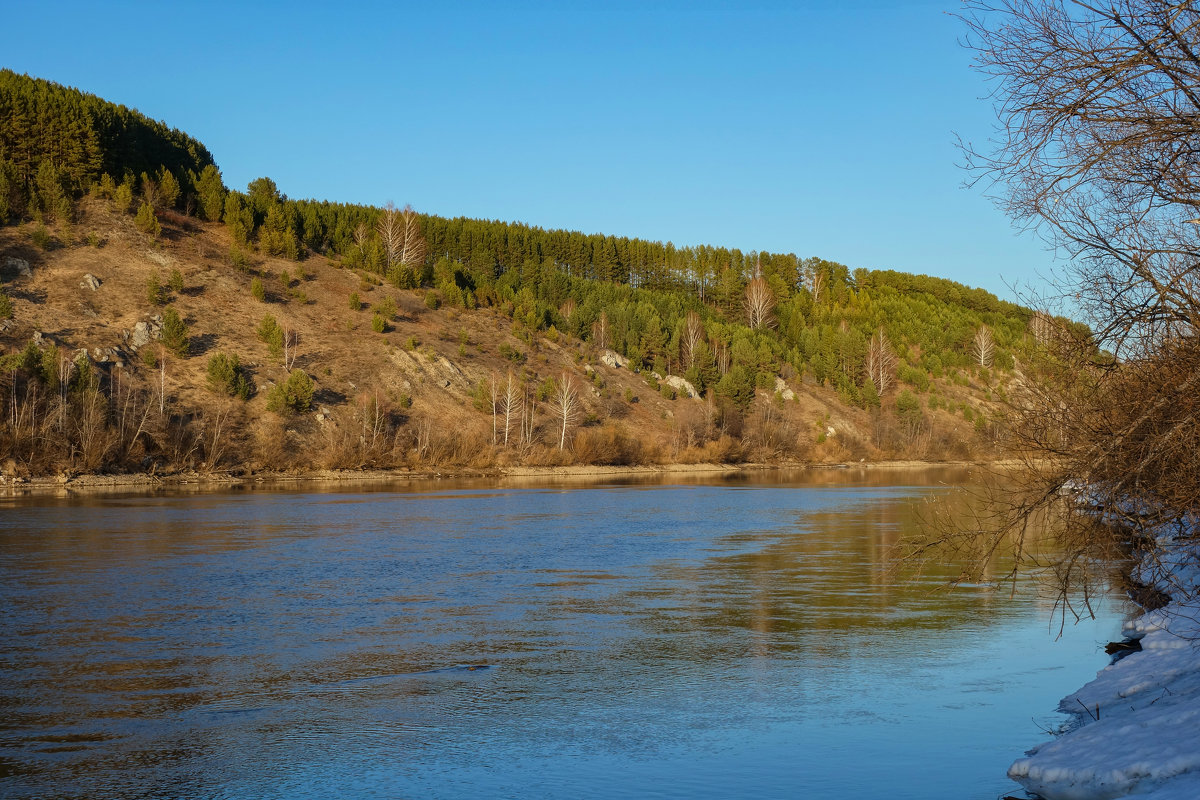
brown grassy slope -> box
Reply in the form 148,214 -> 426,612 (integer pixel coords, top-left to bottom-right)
0,200 -> 1002,474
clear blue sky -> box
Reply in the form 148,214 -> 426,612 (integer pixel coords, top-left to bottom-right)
5,0 -> 1055,302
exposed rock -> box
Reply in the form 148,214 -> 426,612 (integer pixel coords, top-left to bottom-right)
128,317 -> 164,349
600,349 -> 629,369
774,377 -> 795,401
3,256 -> 32,277
663,375 -> 699,399
0,318 -> 14,333
31,331 -> 44,347
145,250 -> 174,267
80,273 -> 101,291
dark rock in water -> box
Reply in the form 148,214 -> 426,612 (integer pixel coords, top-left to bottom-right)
1104,638 -> 1142,662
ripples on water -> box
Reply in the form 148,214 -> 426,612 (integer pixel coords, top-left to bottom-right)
0,468 -> 1123,799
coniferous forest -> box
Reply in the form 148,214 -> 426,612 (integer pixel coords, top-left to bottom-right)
0,69 -> 1081,480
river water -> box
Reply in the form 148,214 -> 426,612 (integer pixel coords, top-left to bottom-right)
0,468 -> 1124,799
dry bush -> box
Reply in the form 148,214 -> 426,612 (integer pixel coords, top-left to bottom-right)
571,424 -> 643,465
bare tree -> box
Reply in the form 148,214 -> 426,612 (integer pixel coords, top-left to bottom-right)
377,202 -> 426,272
559,298 -> 577,332
501,369 -> 520,446
713,338 -> 731,375
550,371 -> 582,450
399,204 -> 425,269
377,202 -> 404,269
681,311 -> 704,368
744,276 -> 775,330
864,327 -> 897,395
592,311 -> 610,351
961,0 -> 1200,355
282,326 -> 299,371
916,0 -> 1200,611
971,325 -> 995,368
353,222 -> 369,255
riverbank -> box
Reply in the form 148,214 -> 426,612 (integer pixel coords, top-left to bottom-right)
1008,532 -> 1200,799
0,459 -> 1004,496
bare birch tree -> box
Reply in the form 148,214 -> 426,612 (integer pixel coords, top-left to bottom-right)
592,311 -> 610,351
744,276 -> 775,330
559,298 -> 577,332
681,311 -> 704,368
377,202 -> 404,269
377,202 -> 426,273
972,325 -> 995,368
282,326 -> 299,371
501,370 -> 521,447
864,327 -> 897,395
399,204 -> 425,269
551,371 -> 581,450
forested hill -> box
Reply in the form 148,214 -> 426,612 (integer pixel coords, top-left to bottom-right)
0,71 -> 1069,476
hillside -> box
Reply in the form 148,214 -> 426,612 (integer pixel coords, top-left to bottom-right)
0,71 -> 1052,480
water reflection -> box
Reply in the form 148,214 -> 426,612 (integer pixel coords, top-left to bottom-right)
0,469 -> 1122,799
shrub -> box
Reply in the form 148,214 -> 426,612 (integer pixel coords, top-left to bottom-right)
251,277 -> 266,302
372,313 -> 388,333
266,369 -> 314,414
349,292 -> 361,311
168,268 -> 184,293
206,352 -> 252,399
161,307 -> 189,357
372,296 -> 396,320
498,343 -> 525,363
898,364 -> 930,392
0,290 -> 12,320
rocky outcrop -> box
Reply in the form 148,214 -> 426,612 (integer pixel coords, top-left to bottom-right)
599,349 -> 629,369
80,273 -> 101,291
663,375 -> 699,399
124,314 -> 164,349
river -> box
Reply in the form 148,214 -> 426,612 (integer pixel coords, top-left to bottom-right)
0,467 -> 1124,799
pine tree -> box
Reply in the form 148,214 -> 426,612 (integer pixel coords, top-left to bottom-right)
134,201 -> 161,237
157,167 -> 181,211
194,164 -> 225,222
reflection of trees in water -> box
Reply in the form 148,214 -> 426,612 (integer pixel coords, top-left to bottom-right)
623,489 -> 1033,665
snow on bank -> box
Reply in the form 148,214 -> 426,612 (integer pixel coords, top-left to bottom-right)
1009,541 -> 1200,800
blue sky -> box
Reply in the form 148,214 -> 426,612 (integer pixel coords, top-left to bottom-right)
5,1 -> 1055,301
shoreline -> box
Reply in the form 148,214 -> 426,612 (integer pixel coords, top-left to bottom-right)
0,458 -> 1009,497
1008,534 -> 1200,799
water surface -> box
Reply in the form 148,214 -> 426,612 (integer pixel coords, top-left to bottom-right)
0,468 -> 1124,799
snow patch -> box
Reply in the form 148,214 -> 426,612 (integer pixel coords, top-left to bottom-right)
1009,532 -> 1200,800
